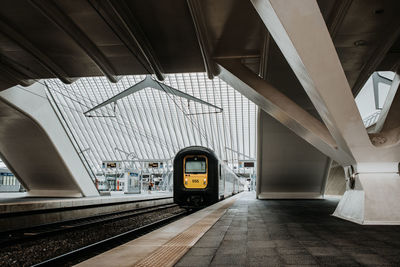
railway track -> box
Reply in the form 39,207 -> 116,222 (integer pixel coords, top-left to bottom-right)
0,202 -> 189,266
31,210 -> 188,267
0,202 -> 178,247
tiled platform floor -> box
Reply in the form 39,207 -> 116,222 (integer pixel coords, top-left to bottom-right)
176,192 -> 400,266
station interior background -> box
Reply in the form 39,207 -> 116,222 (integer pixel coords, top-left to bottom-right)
0,70 -> 394,195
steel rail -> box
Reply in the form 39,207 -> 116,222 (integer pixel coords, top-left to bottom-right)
30,210 -> 187,267
0,201 -> 176,246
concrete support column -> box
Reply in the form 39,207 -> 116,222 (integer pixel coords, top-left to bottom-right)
0,83 -> 99,197
334,163 -> 400,224
249,0 -> 400,224
257,109 -> 331,199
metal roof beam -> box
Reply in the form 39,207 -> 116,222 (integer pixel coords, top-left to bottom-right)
258,31 -> 271,79
326,0 -> 353,39
0,17 -> 75,84
352,19 -> 400,96
217,58 -> 355,165
0,60 -> 35,87
225,146 -> 255,160
31,0 -> 119,83
0,54 -> 39,80
153,79 -> 222,111
84,75 -> 222,116
31,0 -> 118,83
89,0 -> 164,81
187,0 -> 218,79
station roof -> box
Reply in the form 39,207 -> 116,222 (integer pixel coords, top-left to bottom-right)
45,73 -> 257,172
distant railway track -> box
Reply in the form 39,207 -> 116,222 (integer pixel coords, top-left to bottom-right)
0,196 -> 174,221
0,196 -> 174,233
31,210 -> 188,267
0,202 -> 177,247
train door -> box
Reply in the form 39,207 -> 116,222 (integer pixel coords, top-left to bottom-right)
219,164 -> 225,198
234,175 -> 238,193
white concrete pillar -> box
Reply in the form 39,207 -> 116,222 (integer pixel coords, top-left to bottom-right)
257,109 -> 331,199
334,163 -> 400,224
250,0 -> 400,224
0,83 -> 99,197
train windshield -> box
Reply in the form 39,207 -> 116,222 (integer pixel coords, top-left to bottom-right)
185,157 -> 206,174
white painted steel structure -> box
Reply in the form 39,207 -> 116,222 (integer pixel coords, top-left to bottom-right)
45,73 -> 257,174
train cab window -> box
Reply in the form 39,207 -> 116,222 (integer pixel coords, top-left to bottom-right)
185,157 -> 206,174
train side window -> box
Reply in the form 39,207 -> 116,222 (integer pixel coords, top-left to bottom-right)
219,164 -> 221,179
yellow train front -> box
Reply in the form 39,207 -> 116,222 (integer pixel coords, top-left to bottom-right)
173,146 -> 243,208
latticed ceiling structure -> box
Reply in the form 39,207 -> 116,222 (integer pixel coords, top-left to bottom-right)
45,73 -> 257,173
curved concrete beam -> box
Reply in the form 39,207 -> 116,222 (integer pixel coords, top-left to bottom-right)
250,0 -> 400,163
0,83 -> 99,197
217,58 -> 354,165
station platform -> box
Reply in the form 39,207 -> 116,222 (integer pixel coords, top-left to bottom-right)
78,191 -> 400,267
0,191 -> 172,231
0,191 -> 171,213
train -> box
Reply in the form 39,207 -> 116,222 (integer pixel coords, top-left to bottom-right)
173,146 -> 244,208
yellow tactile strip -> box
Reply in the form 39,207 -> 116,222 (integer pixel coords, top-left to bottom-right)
74,194 -> 241,267
133,198 -> 236,267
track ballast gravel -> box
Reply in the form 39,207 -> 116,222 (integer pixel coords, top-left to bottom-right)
0,206 -> 184,267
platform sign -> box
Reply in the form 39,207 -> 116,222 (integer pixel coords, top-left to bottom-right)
107,162 -> 117,168
244,162 -> 254,168
148,162 -> 159,168
102,161 -> 121,169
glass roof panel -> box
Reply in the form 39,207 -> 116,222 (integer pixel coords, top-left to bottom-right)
45,73 -> 257,173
